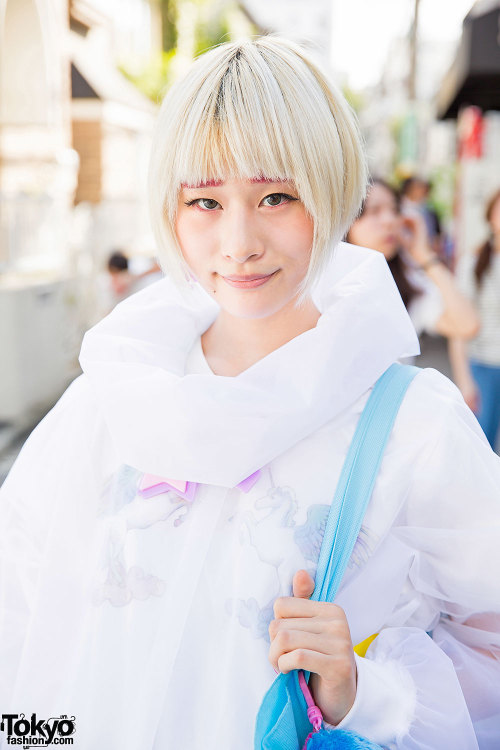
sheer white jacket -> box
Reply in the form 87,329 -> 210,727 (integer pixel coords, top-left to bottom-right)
1,243 -> 499,749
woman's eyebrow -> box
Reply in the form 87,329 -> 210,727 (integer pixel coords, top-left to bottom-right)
180,179 -> 224,189
180,177 -> 291,189
249,177 -> 289,184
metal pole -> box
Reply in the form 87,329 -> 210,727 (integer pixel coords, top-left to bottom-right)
408,0 -> 421,100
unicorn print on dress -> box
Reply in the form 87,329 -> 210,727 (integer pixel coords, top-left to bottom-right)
226,597 -> 276,641
229,470 -> 330,641
296,506 -> 378,574
93,558 -> 166,607
228,501 -> 329,640
229,469 -> 378,640
98,464 -> 142,515
94,464 -> 196,607
238,480 -> 301,590
347,525 -> 378,570
293,504 -> 330,570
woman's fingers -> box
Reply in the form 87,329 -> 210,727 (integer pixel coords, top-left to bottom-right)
273,643 -> 357,725
274,595 -> 344,620
275,647 -> 353,682
269,616 -> 326,638
402,212 -> 426,243
269,614 -> 347,639
269,631 -> 329,671
292,569 -> 315,598
268,587 -> 356,725
268,628 -> 352,672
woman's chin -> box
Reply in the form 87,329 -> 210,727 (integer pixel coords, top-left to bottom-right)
219,301 -> 286,321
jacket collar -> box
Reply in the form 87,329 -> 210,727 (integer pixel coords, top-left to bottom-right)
79,242 -> 419,487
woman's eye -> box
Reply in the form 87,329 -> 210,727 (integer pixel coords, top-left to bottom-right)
184,193 -> 297,210
262,193 -> 296,207
185,198 -> 220,210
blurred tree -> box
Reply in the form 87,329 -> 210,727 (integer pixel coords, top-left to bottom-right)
118,49 -> 176,103
342,85 -> 364,116
120,0 -> 256,103
427,164 -> 456,223
408,0 -> 420,101
158,0 -> 178,52
194,3 -> 231,57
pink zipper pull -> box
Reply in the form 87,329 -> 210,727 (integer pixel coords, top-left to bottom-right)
298,670 -> 324,749
307,704 -> 323,732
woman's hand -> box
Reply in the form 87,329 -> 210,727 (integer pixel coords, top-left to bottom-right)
458,377 -> 480,414
400,212 -> 436,267
268,569 -> 357,726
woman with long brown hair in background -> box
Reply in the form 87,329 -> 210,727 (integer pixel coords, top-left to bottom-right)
450,188 -> 500,451
347,179 -> 479,347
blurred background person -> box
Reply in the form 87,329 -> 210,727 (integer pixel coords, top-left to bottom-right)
400,176 -> 444,257
347,179 -> 478,345
449,188 -> 500,452
96,249 -> 163,319
107,250 -> 132,301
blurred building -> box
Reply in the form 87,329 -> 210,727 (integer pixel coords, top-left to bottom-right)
357,0 -> 500,262
69,0 -> 159,326
0,0 -> 159,432
437,0 -> 500,258
0,0 -> 79,433
360,32 -> 458,181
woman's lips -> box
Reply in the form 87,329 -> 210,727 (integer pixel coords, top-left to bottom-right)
221,271 -> 279,289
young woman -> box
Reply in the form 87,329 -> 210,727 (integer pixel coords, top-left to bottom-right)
450,188 -> 500,450
347,178 -> 479,341
0,37 -> 498,750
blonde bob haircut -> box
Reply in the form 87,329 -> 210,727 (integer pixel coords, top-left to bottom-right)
148,35 -> 368,302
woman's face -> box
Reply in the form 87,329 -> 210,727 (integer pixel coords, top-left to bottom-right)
175,177 -> 315,320
347,183 -> 401,260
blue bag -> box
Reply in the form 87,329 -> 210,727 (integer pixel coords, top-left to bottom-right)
254,363 -> 419,750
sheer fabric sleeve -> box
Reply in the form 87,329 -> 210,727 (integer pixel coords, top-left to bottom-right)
336,369 -> 500,749
0,375 -> 116,713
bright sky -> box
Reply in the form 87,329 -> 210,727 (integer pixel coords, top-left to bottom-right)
331,0 -> 475,89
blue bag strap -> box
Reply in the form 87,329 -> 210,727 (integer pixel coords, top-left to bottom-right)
313,362 -> 419,603
255,362 -> 420,750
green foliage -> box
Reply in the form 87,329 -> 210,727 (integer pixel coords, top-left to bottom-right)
427,164 -> 457,223
120,0 -> 256,103
342,85 -> 364,115
194,13 -> 231,57
158,0 -> 178,52
119,49 -> 176,104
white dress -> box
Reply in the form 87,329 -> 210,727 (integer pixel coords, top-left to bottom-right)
0,242 -> 499,750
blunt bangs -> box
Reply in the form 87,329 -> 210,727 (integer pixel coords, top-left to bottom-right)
148,36 -> 368,298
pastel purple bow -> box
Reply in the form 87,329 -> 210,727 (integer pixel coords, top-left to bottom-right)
138,469 -> 261,502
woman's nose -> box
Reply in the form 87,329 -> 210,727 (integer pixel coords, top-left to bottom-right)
224,246 -> 264,263
220,208 -> 265,263
381,209 -> 399,227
